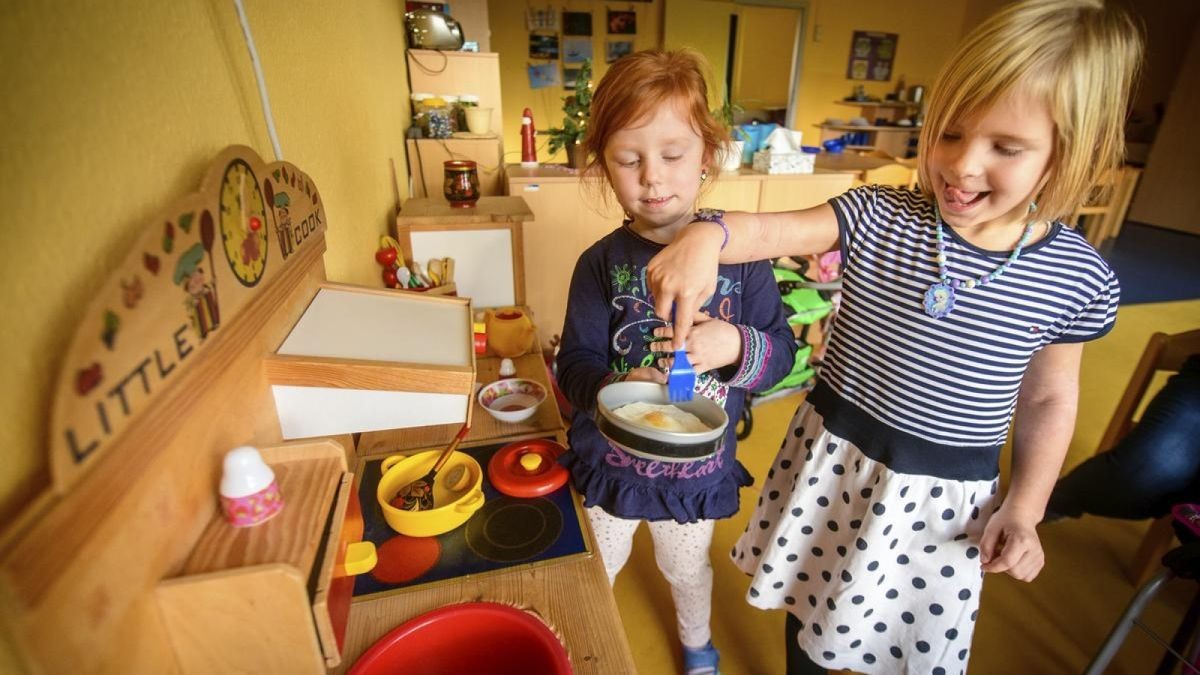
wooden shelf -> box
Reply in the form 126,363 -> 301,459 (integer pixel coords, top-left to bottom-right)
834,100 -> 920,108
158,439 -> 355,672
819,123 -> 918,132
357,350 -> 566,456
179,442 -> 346,576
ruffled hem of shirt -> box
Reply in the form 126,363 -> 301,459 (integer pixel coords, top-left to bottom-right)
561,450 -> 753,523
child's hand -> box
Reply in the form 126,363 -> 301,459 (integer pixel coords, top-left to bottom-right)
624,366 -> 667,384
650,312 -> 741,374
979,504 -> 1046,582
647,224 -> 724,350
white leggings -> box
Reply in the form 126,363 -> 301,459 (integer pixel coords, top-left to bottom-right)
586,506 -> 715,649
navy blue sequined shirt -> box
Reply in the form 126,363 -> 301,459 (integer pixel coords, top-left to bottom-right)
556,222 -> 797,523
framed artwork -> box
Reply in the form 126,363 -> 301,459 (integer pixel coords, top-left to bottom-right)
563,11 -> 592,36
528,63 -> 560,89
606,40 -> 633,63
563,37 -> 593,64
607,10 -> 636,34
526,7 -> 558,31
406,2 -> 448,11
529,33 -> 560,60
564,68 -> 581,90
846,31 -> 898,81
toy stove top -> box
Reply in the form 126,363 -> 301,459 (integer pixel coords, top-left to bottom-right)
352,437 -> 591,600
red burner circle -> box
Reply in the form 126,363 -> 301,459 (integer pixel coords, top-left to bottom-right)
372,534 -> 441,584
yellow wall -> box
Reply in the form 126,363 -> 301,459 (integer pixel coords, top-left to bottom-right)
663,0 -> 734,109
490,1 -> 975,159
791,0 -> 968,142
733,4 -> 802,111
0,0 -> 410,536
489,0 -> 664,164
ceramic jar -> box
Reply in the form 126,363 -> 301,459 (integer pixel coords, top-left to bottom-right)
443,160 -> 480,208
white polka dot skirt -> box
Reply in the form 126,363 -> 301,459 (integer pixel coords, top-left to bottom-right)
732,401 -> 998,674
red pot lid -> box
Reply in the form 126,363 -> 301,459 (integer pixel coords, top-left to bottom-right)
488,439 -> 568,498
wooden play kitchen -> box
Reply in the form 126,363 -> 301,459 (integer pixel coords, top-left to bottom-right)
0,146 -> 634,673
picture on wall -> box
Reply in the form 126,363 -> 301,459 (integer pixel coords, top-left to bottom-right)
528,63 -> 561,89
563,37 -> 593,64
846,30 -> 898,81
406,2 -> 448,11
563,11 -> 593,36
564,67 -> 582,90
526,7 -> 559,31
529,33 -> 560,60
606,40 -> 634,63
607,10 -> 636,34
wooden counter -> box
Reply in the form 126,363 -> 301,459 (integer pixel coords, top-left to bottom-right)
343,353 -> 636,673
358,351 -> 565,455
506,163 -> 856,349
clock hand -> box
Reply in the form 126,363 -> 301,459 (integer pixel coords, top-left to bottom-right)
239,171 -> 247,234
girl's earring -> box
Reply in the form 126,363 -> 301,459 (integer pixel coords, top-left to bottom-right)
700,169 -> 709,184
1028,201 -> 1038,214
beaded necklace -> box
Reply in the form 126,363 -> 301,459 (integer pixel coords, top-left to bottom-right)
923,208 -> 1036,319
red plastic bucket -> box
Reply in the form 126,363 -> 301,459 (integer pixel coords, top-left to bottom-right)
348,602 -> 573,675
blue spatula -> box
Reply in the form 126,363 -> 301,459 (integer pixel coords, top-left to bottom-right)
667,307 -> 696,403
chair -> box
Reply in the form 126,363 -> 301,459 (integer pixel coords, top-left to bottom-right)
1069,166 -> 1143,248
860,163 -> 918,189
1100,329 -> 1200,585
1086,537 -> 1200,675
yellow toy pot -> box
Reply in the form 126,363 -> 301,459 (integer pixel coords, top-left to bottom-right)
485,307 -> 536,358
376,450 -> 484,537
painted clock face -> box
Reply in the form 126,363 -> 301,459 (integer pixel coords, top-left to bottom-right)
218,159 -> 269,287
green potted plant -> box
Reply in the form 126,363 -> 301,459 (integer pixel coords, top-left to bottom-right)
711,93 -> 747,173
547,59 -> 593,169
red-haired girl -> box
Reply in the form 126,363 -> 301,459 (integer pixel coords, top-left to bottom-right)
555,49 -> 798,674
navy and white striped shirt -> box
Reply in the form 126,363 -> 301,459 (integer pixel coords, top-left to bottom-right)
813,186 -> 1118,479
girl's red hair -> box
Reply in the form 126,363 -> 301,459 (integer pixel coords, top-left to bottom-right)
581,50 -> 728,182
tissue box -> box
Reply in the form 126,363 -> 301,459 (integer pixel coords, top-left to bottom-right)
752,150 -> 815,174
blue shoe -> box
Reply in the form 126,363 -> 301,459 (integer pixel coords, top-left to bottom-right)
683,641 -> 720,675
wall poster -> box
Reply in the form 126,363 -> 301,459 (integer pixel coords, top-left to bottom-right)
846,31 -> 898,81
563,11 -> 592,36
607,10 -> 636,34
529,33 -> 560,59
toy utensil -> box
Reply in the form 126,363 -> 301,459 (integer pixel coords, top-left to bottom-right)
666,306 -> 696,403
411,261 -> 432,287
393,422 -> 471,511
427,258 -> 444,285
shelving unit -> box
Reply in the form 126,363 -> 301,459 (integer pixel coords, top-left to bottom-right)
406,50 -> 504,203
157,439 -> 354,672
819,100 -> 921,157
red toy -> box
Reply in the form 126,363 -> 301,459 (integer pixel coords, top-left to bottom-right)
520,107 -> 538,168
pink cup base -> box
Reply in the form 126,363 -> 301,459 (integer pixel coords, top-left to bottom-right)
221,480 -> 284,527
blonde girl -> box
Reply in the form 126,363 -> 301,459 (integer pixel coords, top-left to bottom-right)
645,1 -> 1141,673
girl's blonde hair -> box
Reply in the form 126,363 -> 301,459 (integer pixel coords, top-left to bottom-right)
917,0 -> 1143,222
581,49 -> 728,185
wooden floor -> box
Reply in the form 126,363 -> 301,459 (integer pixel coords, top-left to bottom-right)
611,298 -> 1200,674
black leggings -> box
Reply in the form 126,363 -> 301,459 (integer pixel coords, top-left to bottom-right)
785,613 -> 827,675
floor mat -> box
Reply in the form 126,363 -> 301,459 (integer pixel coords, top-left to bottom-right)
1103,221 -> 1200,305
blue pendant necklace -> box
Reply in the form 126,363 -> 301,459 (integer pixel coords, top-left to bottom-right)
923,208 -> 1036,319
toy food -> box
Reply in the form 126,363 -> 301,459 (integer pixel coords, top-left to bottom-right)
611,401 -> 710,433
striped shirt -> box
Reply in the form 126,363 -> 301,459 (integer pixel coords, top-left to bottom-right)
816,186 -> 1118,474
